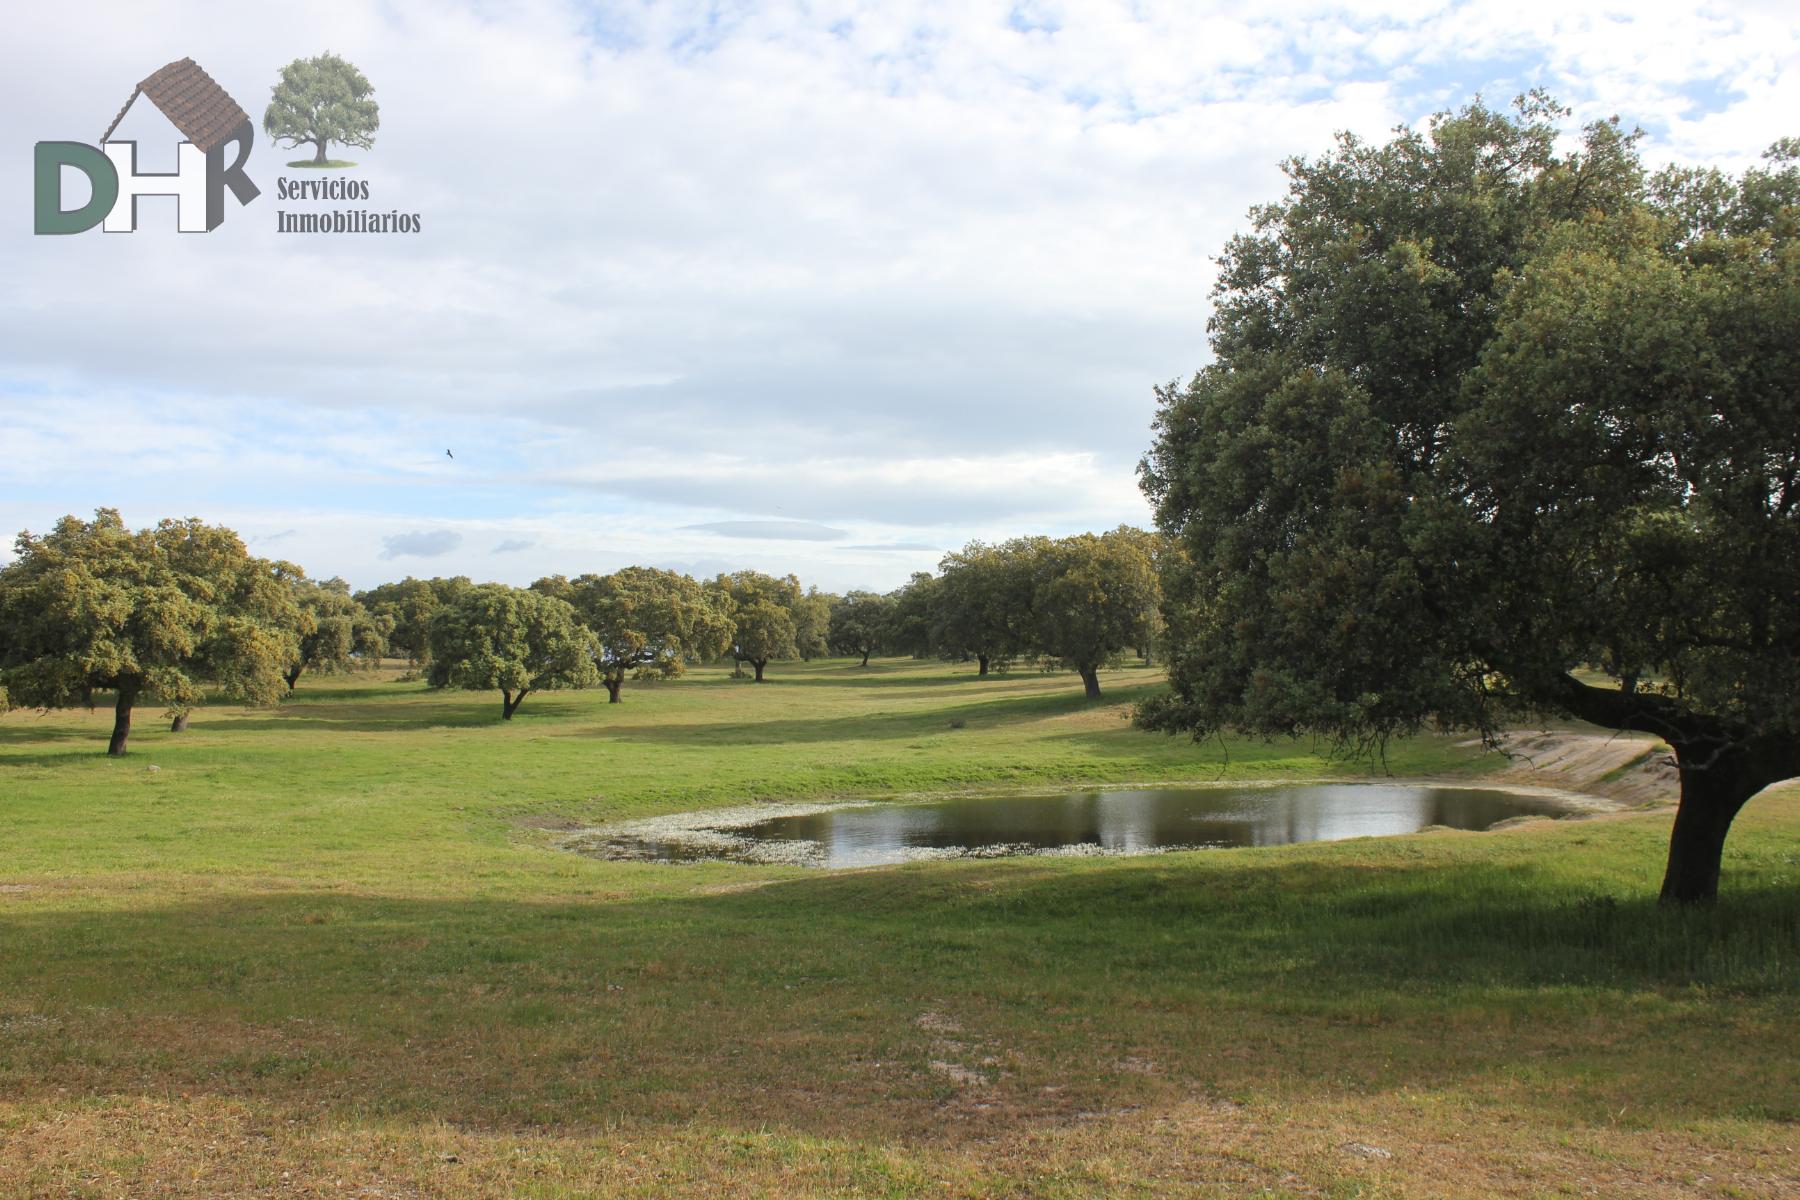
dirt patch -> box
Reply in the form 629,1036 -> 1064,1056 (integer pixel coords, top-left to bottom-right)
514,815 -> 585,831
1479,730 -> 1678,808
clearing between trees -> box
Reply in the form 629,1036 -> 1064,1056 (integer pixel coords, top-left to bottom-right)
1,659 -> 1794,1199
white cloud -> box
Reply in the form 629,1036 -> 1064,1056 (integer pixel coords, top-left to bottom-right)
3,0 -> 1795,590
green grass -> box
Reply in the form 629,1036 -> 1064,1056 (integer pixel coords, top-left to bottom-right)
285,159 -> 358,169
1,658 -> 1795,1198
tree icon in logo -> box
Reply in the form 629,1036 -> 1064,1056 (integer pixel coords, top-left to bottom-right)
263,52 -> 378,169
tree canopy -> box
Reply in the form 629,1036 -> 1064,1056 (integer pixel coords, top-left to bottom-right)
0,510 -> 302,754
710,571 -> 805,682
1028,530 -> 1160,699
935,540 -> 1038,675
792,587 -> 836,661
263,52 -> 379,165
535,567 -> 733,702
1140,95 -> 1800,902
828,591 -> 895,666
426,584 -> 598,719
356,576 -> 469,666
288,577 -> 387,692
883,573 -> 941,660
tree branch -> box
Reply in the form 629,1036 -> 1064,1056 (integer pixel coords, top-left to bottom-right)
1549,673 -> 1718,746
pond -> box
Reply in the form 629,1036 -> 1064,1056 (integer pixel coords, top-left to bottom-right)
565,783 -> 1594,869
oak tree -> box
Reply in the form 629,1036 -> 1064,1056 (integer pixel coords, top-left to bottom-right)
1140,95 -> 1800,902
1028,531 -> 1160,699
0,510 -> 302,754
935,540 -> 1037,675
828,590 -> 894,666
884,573 -> 941,659
793,587 -> 836,661
287,577 -> 388,692
710,572 -> 803,682
537,567 -> 732,701
356,576 -> 469,666
426,584 -> 598,719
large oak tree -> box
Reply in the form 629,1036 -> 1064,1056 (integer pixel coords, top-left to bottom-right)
0,510 -> 302,754
709,571 -> 803,683
426,584 -> 598,719
535,567 -> 732,702
935,540 -> 1038,675
828,590 -> 895,666
1140,95 -> 1800,903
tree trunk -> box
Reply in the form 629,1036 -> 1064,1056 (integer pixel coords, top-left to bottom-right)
1659,737 -> 1792,904
860,650 -> 871,667
285,666 -> 303,693
314,138 -> 328,164
752,660 -> 766,683
1078,665 -> 1102,700
605,678 -> 623,703
1548,674 -> 1800,904
169,713 -> 189,733
502,689 -> 528,719
977,654 -> 990,676
108,683 -> 137,756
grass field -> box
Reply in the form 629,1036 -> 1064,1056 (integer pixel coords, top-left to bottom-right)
1,658 -> 1795,1198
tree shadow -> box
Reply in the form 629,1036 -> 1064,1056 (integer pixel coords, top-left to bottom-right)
2,847 -> 1792,1143
584,686 -> 1159,746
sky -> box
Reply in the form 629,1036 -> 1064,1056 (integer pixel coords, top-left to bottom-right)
4,0 -> 1797,593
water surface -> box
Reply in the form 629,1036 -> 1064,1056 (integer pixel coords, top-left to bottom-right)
589,783 -> 1580,868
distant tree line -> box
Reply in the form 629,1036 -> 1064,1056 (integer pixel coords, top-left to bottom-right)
0,511 -> 1169,748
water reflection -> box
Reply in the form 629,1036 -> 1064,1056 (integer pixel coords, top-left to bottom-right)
728,784 -> 1573,868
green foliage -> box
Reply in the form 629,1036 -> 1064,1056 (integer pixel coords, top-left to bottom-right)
828,590 -> 895,665
1027,530 -> 1160,694
263,52 -> 379,165
934,540 -> 1040,670
289,577 -> 386,689
884,572 -> 940,659
1142,96 -> 1661,743
426,584 -> 599,717
709,571 -> 804,677
0,509 -> 301,750
356,576 -> 470,665
792,586 -> 837,660
732,602 -> 798,677
536,567 -> 733,699
1139,95 -> 1800,899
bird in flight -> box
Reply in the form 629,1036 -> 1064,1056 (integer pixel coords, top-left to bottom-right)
446,449 -> 454,459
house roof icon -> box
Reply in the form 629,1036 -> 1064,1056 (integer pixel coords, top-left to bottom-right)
100,58 -> 250,153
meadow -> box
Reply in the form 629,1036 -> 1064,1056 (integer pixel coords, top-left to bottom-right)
1,659 -> 1795,1198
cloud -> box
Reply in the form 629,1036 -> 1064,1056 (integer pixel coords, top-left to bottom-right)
380,530 -> 463,560
492,537 -> 535,553
4,0 -> 1797,592
681,520 -> 849,541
